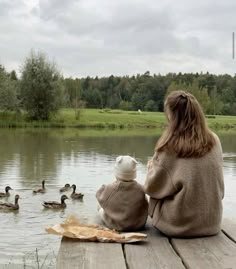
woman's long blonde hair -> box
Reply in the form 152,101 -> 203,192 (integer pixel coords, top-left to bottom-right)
156,90 -> 216,158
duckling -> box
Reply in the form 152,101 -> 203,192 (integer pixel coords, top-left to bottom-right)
0,186 -> 13,198
70,184 -> 84,199
33,180 -> 46,194
59,183 -> 71,192
42,195 -> 68,209
0,194 -> 20,210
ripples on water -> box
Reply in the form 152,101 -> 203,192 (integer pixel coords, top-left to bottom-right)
0,189 -> 98,267
222,153 -> 236,220
0,130 -> 235,267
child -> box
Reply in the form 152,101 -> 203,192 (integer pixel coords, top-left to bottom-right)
96,155 -> 148,232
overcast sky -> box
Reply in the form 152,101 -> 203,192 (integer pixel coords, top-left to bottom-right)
0,0 -> 236,77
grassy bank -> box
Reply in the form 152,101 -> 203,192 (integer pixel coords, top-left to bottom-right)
0,108 -> 236,131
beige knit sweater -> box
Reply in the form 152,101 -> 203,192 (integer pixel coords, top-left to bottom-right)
144,134 -> 224,237
96,180 -> 148,232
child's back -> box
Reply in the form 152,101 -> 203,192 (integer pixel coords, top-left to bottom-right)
96,156 -> 148,232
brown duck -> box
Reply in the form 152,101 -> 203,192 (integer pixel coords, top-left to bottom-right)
60,183 -> 71,192
33,180 -> 46,194
71,184 -> 84,199
0,186 -> 13,198
42,195 -> 69,209
0,194 -> 20,210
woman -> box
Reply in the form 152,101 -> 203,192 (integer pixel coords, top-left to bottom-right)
144,91 -> 224,237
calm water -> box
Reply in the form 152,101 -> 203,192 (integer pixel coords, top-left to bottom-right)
0,129 -> 235,268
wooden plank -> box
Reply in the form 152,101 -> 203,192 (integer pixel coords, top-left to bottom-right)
56,218 -> 236,269
124,223 -> 185,269
172,232 -> 236,269
222,219 -> 236,243
56,237 -> 127,269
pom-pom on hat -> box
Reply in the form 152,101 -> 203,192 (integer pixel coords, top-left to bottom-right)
114,155 -> 137,181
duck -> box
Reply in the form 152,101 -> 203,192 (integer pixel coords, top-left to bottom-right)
42,195 -> 69,209
70,184 -> 84,199
0,194 -> 20,210
59,183 -> 71,192
0,186 -> 13,198
33,180 -> 46,194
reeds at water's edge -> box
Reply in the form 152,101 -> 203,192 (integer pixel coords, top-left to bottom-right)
2,248 -> 56,269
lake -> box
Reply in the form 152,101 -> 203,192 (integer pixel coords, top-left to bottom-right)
0,129 -> 235,268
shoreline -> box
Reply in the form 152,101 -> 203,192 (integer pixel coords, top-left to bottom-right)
0,108 -> 236,131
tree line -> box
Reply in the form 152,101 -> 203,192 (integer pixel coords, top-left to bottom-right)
1,51 -> 236,120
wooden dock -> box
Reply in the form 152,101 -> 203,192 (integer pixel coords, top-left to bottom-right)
56,218 -> 236,269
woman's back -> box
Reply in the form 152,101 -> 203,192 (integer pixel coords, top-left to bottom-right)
145,133 -> 224,237
144,91 -> 224,237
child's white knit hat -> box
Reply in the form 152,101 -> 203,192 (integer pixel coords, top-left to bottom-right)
114,155 -> 137,181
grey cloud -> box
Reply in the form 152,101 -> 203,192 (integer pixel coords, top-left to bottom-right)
0,0 -> 25,17
0,0 -> 235,77
38,0 -> 79,20
36,0 -> 219,60
37,1 -> 178,56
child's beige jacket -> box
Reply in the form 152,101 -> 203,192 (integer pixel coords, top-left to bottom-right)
96,180 -> 148,232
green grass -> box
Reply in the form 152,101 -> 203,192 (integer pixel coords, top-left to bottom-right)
0,108 -> 236,131
72,109 -> 166,128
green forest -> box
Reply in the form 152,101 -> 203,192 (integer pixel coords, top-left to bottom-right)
1,51 -> 236,121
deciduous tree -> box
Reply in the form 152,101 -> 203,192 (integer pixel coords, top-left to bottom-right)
20,51 -> 64,120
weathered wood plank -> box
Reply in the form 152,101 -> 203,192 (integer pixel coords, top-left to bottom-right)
222,219 -> 236,243
56,218 -> 236,269
124,223 -> 185,269
172,232 -> 236,269
56,237 -> 127,269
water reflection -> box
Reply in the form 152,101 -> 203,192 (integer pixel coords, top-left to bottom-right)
0,129 -> 235,266
0,129 -> 158,186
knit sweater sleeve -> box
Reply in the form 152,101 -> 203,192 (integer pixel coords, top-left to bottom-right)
213,132 -> 225,199
144,153 -> 176,199
96,182 -> 120,209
